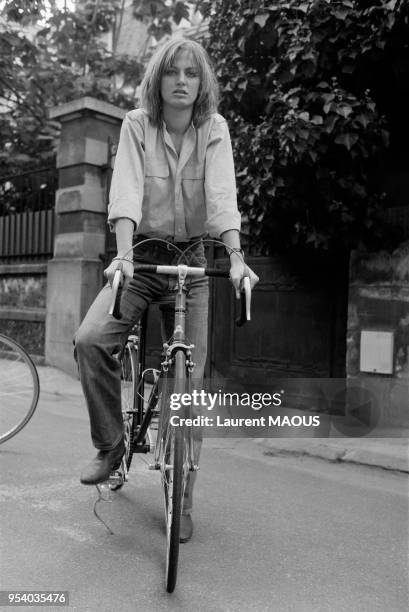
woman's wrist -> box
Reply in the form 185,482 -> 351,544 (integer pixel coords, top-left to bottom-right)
113,255 -> 134,264
228,247 -> 245,261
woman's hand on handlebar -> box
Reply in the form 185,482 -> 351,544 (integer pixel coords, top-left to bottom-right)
104,257 -> 134,286
229,257 -> 259,299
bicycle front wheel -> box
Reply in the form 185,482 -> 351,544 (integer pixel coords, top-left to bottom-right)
0,334 -> 40,444
158,350 -> 191,593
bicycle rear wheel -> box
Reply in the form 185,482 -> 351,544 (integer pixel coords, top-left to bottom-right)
157,350 -> 191,593
110,338 -> 143,491
108,342 -> 139,491
118,330 -> 156,485
0,334 -> 40,444
120,341 -> 139,473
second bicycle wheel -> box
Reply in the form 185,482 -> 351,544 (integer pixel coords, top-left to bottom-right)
0,334 -> 40,444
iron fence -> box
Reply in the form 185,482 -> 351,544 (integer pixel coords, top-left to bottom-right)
0,167 -> 57,263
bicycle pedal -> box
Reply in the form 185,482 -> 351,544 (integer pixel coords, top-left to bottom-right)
148,463 -> 160,470
107,471 -> 124,487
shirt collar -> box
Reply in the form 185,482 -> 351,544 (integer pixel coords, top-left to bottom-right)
162,120 -> 196,156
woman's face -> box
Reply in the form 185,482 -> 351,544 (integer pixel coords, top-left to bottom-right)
160,48 -> 200,113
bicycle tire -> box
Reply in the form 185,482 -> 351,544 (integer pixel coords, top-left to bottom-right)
157,349 -> 190,593
118,331 -> 154,479
109,342 -> 138,491
165,425 -> 185,593
0,333 -> 40,444
120,342 -> 139,473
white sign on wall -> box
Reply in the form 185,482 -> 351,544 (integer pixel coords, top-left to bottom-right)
359,330 -> 394,375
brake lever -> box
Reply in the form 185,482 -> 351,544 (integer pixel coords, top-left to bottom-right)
108,264 -> 124,319
235,276 -> 251,327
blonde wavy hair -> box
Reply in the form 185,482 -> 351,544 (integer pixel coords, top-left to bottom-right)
139,38 -> 219,127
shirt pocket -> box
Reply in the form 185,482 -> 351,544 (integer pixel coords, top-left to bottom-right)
182,163 -> 205,210
182,163 -> 205,180
142,157 -> 170,229
145,156 -> 169,178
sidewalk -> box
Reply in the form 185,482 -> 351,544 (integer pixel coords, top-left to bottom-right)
37,365 -> 409,474
256,435 -> 409,473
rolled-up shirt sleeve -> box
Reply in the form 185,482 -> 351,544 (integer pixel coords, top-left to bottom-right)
204,116 -> 241,238
107,112 -> 145,230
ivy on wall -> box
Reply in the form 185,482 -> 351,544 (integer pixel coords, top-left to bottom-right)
199,0 -> 409,253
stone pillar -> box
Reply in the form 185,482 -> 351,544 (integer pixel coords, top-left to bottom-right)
346,242 -> 409,429
45,97 -> 125,375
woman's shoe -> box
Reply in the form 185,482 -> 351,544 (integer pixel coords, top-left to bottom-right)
80,438 -> 125,485
179,514 -> 193,543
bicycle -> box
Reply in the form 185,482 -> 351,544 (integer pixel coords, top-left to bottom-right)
97,239 -> 251,593
0,333 -> 40,444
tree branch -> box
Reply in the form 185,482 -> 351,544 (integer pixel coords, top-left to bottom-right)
0,76 -> 45,123
82,0 -> 102,76
112,0 -> 126,56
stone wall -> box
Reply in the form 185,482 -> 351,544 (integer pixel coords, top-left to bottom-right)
347,242 -> 409,427
0,263 -> 47,360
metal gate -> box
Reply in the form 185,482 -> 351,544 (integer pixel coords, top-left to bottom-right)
0,167 -> 57,263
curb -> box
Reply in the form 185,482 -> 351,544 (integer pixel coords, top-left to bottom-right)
36,365 -> 84,400
258,439 -> 409,474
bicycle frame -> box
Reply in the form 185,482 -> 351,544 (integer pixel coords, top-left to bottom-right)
130,265 -> 196,471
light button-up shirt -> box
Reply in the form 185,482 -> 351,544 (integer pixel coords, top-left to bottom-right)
108,108 -> 241,241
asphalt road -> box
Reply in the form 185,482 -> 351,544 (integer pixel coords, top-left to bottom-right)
0,370 -> 408,612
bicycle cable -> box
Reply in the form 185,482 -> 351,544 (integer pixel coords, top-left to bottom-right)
93,484 -> 116,535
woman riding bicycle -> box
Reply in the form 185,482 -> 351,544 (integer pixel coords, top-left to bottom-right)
74,38 -> 258,543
